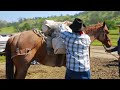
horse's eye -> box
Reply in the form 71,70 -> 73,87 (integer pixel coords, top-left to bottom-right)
105,30 -> 109,34
107,31 -> 109,34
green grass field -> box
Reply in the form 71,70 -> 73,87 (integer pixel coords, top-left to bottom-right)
0,26 -> 15,34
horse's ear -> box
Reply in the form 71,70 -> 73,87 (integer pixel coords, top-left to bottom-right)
103,21 -> 106,27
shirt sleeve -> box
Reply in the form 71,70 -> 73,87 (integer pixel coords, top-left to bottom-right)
59,24 -> 70,40
111,38 -> 120,52
59,24 -> 68,32
88,35 -> 91,45
85,34 -> 91,46
111,46 -> 118,52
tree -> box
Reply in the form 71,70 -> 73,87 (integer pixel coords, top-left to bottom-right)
21,23 -> 31,31
0,20 -> 8,28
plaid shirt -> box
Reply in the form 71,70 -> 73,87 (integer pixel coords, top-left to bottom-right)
59,24 -> 91,72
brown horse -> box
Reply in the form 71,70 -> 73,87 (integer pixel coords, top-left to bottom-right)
5,21 -> 111,79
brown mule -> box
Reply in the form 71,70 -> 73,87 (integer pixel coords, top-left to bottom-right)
5,21 -> 111,79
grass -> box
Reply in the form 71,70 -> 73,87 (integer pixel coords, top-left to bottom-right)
0,56 -> 5,62
110,34 -> 119,39
109,30 -> 119,35
0,26 -> 15,34
91,34 -> 118,46
91,40 -> 103,46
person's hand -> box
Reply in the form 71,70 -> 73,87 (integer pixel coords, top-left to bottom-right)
106,49 -> 111,53
63,21 -> 72,26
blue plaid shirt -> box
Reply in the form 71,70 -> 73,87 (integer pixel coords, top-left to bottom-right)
59,24 -> 91,72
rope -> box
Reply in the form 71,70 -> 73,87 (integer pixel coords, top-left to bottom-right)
108,52 -> 118,59
102,26 -> 120,78
102,43 -> 118,59
102,43 -> 120,78
33,29 -> 47,42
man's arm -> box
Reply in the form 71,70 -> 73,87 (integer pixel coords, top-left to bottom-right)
106,46 -> 118,53
111,46 -> 118,52
59,24 -> 70,40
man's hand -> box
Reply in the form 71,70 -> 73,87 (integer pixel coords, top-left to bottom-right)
63,21 -> 72,26
106,49 -> 111,53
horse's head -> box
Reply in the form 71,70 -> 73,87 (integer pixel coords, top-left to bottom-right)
96,21 -> 112,48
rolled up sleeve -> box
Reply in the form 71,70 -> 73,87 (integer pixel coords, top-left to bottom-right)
59,24 -> 70,40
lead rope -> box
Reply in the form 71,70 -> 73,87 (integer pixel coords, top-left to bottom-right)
102,44 -> 118,59
103,27 -> 120,78
102,43 -> 120,77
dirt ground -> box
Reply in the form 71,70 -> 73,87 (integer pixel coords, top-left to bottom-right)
0,46 -> 120,79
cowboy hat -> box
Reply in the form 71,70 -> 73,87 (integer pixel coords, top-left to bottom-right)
69,18 -> 86,32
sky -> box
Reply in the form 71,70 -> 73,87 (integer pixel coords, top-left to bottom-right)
0,11 -> 83,23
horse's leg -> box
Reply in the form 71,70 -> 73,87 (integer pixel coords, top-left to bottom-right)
13,56 -> 31,79
14,49 -> 37,79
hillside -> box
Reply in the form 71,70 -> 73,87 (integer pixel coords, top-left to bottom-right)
0,11 -> 120,34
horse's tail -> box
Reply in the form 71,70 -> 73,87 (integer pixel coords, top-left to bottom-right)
5,38 -> 14,79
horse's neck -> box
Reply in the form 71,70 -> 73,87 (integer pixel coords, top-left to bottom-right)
88,34 -> 96,43
85,26 -> 101,43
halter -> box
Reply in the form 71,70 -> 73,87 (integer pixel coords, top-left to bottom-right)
85,25 -> 110,58
90,26 -> 109,44
103,25 -> 120,59
102,26 -> 118,59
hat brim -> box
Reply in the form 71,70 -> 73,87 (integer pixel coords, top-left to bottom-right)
69,23 -> 86,32
83,24 -> 86,28
69,24 -> 74,30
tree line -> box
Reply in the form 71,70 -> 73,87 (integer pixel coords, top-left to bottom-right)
1,11 -> 120,33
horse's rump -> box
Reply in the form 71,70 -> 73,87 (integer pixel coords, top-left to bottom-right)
10,31 -> 43,59
8,30 -> 65,66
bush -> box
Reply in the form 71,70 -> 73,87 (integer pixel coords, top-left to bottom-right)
106,20 -> 117,30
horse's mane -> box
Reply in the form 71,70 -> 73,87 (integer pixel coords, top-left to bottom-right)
85,23 -> 103,34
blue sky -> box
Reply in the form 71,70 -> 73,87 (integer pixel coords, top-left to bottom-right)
0,11 -> 83,22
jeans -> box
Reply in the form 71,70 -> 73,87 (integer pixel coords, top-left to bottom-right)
65,69 -> 91,79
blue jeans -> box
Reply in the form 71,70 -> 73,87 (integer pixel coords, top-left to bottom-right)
65,69 -> 91,79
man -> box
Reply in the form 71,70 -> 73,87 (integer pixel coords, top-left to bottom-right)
59,18 -> 91,79
106,36 -> 120,77
106,37 -> 120,61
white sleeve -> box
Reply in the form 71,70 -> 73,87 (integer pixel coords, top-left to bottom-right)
87,35 -> 91,45
59,24 -> 68,32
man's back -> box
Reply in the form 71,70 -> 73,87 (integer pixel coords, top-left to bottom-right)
60,30 -> 91,72
60,18 -> 91,79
